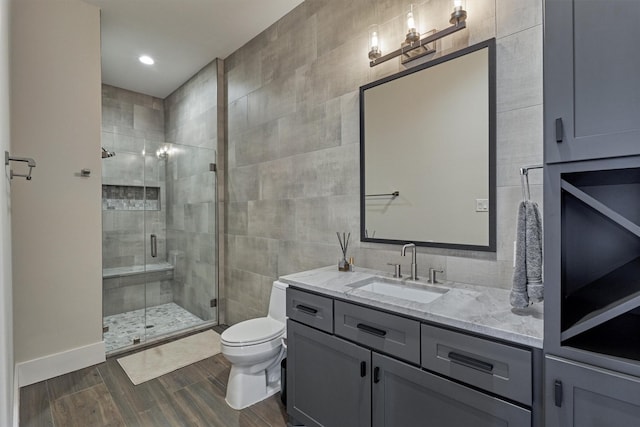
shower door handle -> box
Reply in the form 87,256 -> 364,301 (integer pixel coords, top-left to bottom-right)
150,234 -> 157,258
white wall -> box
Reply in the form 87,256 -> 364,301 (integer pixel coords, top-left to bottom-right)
0,0 -> 13,422
10,0 -> 104,383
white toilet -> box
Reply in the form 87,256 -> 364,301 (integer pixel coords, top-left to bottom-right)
221,280 -> 288,410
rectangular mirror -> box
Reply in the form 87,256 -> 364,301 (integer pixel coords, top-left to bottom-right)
360,39 -> 496,251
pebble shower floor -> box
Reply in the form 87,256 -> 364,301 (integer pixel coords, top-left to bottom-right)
103,302 -> 204,353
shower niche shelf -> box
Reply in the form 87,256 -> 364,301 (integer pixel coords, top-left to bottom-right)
102,184 -> 160,211
560,167 -> 640,361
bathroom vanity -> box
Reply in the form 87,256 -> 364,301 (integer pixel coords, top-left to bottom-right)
280,266 -> 543,427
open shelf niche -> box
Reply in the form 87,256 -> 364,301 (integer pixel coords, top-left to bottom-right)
102,185 -> 160,211
560,167 -> 640,361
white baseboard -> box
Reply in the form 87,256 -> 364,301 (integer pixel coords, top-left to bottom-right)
16,341 -> 105,387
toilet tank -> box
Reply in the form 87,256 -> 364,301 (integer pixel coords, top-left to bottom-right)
267,280 -> 288,323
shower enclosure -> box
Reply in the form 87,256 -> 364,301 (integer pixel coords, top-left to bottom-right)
101,132 -> 218,354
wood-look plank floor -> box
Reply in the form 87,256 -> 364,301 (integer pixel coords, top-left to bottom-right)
19,328 -> 288,427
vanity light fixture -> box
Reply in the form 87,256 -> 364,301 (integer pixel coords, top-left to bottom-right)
138,55 -> 155,65
368,1 -> 468,67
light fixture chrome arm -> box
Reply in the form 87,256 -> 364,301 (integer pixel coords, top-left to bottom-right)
369,21 -> 466,68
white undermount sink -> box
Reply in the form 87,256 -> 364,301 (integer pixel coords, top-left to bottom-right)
349,277 -> 448,304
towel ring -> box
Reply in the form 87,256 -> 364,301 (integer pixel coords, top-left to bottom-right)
519,164 -> 543,201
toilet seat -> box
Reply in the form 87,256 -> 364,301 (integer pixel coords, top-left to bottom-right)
221,317 -> 285,347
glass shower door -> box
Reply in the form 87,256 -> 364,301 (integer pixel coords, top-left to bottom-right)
101,130 -> 151,353
142,141 -> 218,343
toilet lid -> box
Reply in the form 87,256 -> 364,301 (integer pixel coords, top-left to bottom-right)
221,317 -> 285,346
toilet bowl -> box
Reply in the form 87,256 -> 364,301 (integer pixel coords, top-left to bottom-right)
221,280 -> 288,410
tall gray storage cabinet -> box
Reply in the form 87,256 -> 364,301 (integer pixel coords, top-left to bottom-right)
544,0 -> 640,425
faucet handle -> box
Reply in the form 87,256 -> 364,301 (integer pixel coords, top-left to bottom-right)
428,268 -> 444,284
387,263 -> 402,278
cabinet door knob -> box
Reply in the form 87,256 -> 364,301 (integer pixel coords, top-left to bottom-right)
554,380 -> 563,407
360,361 -> 367,377
555,118 -> 564,143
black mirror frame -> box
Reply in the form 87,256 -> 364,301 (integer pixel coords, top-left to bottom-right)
359,38 -> 496,252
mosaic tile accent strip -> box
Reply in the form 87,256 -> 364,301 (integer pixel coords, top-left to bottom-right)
102,185 -> 160,211
103,302 -> 205,353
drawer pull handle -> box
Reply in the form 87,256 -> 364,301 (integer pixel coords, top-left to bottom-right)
373,366 -> 380,383
296,304 -> 318,315
356,323 -> 387,337
360,361 -> 367,377
448,352 -> 494,373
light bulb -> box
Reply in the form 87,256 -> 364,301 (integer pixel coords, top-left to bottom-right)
368,24 -> 382,60
407,11 -> 416,31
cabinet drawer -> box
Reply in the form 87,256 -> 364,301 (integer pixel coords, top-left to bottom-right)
334,300 -> 420,364
421,324 -> 532,405
287,288 -> 333,333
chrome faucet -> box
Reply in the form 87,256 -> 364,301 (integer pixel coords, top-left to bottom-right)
401,243 -> 418,280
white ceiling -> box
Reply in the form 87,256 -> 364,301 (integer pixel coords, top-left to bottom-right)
83,0 -> 304,99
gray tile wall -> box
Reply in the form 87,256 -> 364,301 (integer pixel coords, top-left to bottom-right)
225,0 -> 543,324
102,270 -> 174,316
101,85 -> 172,315
164,60 -> 219,321
101,85 -> 168,269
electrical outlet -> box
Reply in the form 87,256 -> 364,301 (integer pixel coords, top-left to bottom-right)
475,199 -> 489,212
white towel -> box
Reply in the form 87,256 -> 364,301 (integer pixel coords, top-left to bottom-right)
510,200 -> 543,308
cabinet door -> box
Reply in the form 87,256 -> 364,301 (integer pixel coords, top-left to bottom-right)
546,355 -> 640,427
544,0 -> 640,163
287,320 -> 371,427
372,352 -> 530,427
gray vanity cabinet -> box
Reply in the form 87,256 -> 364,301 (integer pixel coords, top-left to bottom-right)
372,352 -> 530,427
287,320 -> 371,427
286,287 -> 538,427
544,0 -> 640,164
545,355 -> 640,427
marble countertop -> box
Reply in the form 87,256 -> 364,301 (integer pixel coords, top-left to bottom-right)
280,266 -> 544,348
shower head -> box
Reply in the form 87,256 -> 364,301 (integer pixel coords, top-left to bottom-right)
102,147 -> 116,158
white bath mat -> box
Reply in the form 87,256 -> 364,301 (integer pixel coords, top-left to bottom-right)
117,329 -> 221,385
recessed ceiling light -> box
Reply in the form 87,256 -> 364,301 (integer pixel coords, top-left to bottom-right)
139,55 -> 154,65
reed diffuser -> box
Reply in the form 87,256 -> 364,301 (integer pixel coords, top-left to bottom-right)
337,232 -> 351,272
